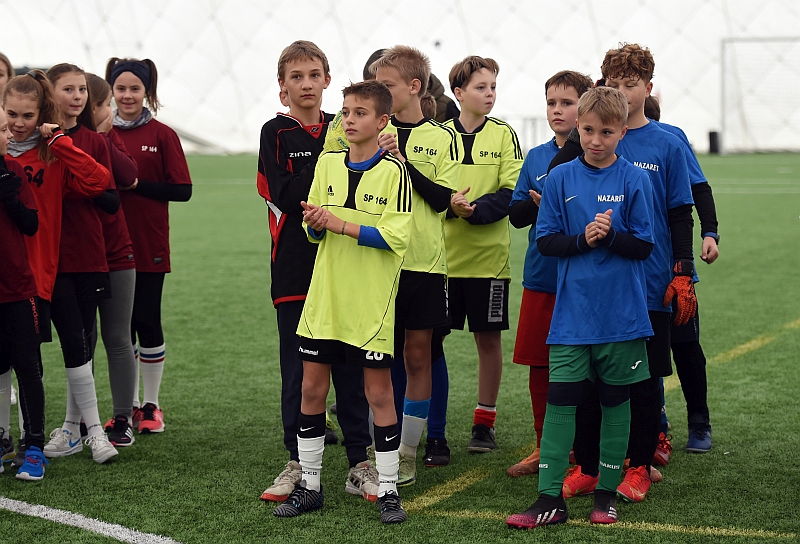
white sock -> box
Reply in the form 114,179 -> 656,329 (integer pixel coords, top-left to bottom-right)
0,370 -> 11,439
399,414 -> 427,457
139,344 -> 165,407
132,343 -> 140,408
297,435 -> 325,491
375,449 -> 400,497
65,362 -> 103,437
63,373 -> 81,436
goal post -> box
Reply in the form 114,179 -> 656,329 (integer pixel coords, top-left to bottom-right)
721,37 -> 800,153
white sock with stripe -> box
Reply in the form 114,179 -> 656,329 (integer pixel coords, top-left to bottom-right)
139,344 -> 165,407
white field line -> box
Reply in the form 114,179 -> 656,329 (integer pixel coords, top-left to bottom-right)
0,496 -> 181,544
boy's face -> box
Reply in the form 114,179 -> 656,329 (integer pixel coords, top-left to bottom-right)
375,66 -> 419,115
546,84 -> 580,136
341,94 -> 388,146
577,110 -> 627,168
279,57 -> 331,111
605,76 -> 652,116
454,68 -> 496,116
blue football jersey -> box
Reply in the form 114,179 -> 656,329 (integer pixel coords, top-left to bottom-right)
616,122 -> 693,312
537,157 -> 655,345
510,138 -> 559,293
652,120 -> 705,283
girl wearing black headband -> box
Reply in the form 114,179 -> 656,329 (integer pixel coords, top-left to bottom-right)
104,57 -> 192,435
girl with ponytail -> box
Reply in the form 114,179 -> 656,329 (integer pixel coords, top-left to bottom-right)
3,70 -> 113,466
105,57 -> 192,434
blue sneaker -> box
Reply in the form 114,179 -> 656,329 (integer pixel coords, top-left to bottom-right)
686,426 -> 712,453
16,446 -> 49,481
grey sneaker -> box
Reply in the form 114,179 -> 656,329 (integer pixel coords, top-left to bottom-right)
467,424 -> 496,453
397,453 -> 416,487
261,460 -> 302,502
345,460 -> 379,501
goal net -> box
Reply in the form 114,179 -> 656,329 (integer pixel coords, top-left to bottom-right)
721,37 -> 800,153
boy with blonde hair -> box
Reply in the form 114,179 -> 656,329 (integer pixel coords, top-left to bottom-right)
507,86 -> 655,529
372,45 -> 460,486
444,55 -> 523,454
507,70 -> 593,477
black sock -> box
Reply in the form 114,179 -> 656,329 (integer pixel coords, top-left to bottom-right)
298,412 -> 326,439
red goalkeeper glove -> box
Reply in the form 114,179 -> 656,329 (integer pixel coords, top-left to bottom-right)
663,259 -> 697,326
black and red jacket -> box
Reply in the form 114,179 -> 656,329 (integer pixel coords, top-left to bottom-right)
256,111 -> 332,306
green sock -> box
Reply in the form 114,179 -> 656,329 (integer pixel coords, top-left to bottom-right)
598,400 -> 631,493
537,404 -> 577,497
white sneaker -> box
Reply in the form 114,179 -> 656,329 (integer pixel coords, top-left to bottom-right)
85,433 -> 118,464
43,428 -> 83,458
261,460 -> 301,502
345,460 -> 380,502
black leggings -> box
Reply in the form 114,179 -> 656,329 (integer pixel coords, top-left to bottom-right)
50,275 -> 100,368
131,272 -> 165,348
0,299 -> 46,449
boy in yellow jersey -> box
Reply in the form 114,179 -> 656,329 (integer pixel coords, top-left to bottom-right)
274,80 -> 412,524
445,56 -> 523,453
371,46 -> 460,487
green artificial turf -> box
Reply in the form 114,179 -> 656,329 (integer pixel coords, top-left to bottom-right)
0,152 -> 798,543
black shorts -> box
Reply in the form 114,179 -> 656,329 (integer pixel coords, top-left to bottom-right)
670,297 -> 700,344
53,272 -> 112,303
449,277 -> 510,332
646,311 -> 672,377
395,271 -> 449,331
298,337 -> 393,369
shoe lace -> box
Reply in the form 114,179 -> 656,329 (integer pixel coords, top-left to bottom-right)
275,463 -> 300,484
86,434 -> 110,449
112,417 -> 129,433
625,467 -> 650,487
564,465 -> 581,479
352,462 -> 378,484
658,433 -> 673,453
427,439 -> 449,456
141,403 -> 157,421
689,426 -> 709,440
379,492 -> 402,512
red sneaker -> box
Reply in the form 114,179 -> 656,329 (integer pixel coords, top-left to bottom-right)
653,432 -> 672,466
138,403 -> 165,433
617,466 -> 652,502
562,465 -> 598,498
132,406 -> 143,429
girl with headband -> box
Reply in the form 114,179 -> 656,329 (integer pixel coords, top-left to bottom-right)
105,57 -> 192,434
85,72 -> 139,447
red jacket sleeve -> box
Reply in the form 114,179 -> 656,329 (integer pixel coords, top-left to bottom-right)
47,132 -> 110,197
104,131 -> 138,188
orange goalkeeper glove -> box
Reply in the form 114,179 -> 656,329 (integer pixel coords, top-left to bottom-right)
663,259 -> 697,326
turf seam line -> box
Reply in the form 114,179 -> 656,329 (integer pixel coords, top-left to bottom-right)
0,496 -> 182,544
663,314 -> 800,393
404,467 -> 490,512
422,510 -> 797,538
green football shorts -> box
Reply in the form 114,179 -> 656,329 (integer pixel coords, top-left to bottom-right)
548,339 -> 650,385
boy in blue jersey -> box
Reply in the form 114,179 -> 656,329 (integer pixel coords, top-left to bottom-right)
560,44 -> 697,503
506,87 -> 654,529
645,96 -> 718,455
507,70 -> 593,477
